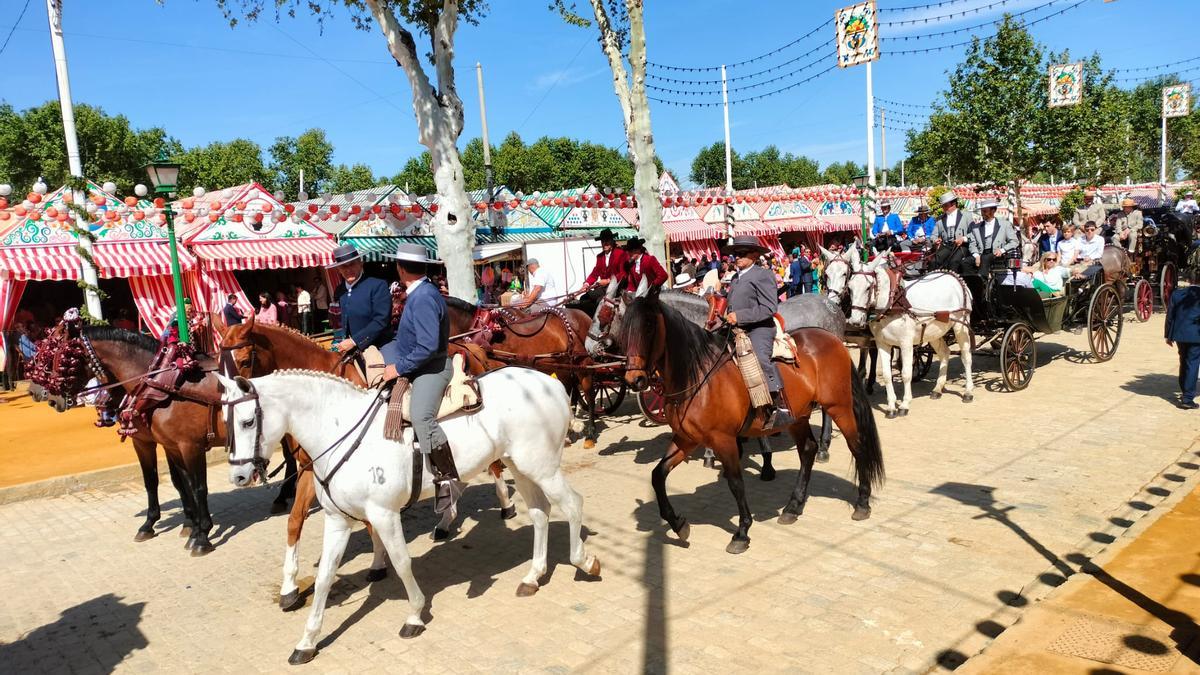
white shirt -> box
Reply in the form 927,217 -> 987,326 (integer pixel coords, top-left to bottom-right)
1033,266 -> 1068,292
983,219 -> 996,240
405,276 -> 427,293
1177,198 -> 1199,214
527,267 -> 559,301
1078,235 -> 1104,261
1056,238 -> 1081,265
297,289 -> 311,312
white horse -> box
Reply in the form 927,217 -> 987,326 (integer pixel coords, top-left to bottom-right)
585,276 -> 649,356
218,368 -> 601,664
818,241 -> 861,304
847,255 -> 975,417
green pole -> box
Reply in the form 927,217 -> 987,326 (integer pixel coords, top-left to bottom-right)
163,203 -> 191,344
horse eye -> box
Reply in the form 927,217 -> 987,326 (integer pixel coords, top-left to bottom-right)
240,418 -> 255,429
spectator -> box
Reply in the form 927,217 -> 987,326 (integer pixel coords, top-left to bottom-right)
787,252 -> 809,297
112,308 -> 137,332
221,293 -> 244,327
295,283 -> 312,335
256,292 -> 278,324
275,291 -> 292,327
1166,272 -> 1200,409
681,257 -> 697,279
312,275 -> 330,332
18,323 -> 37,361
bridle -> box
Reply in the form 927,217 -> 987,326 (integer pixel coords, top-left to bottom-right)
586,295 -> 621,350
848,269 -> 882,318
223,381 -> 268,479
822,253 -> 854,303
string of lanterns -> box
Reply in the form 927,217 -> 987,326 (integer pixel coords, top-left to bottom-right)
879,0 -> 1055,28
881,0 -> 1073,41
646,50 -> 835,97
875,97 -> 931,110
880,0 -> 991,13
647,40 -> 833,86
648,65 -> 837,107
1114,64 -> 1200,84
1113,55 -> 1200,74
646,19 -> 831,73
882,0 -> 1088,56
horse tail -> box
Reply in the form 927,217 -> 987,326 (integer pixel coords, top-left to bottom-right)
848,362 -> 885,491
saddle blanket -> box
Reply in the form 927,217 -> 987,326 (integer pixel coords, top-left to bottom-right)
384,353 -> 481,441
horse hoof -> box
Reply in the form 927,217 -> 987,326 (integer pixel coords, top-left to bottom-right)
898,408 -> 909,417
963,394 -> 974,403
280,591 -> 303,612
760,466 -> 776,482
583,439 -> 596,449
500,505 -> 518,520
270,500 -> 290,515
399,623 -> 426,639
726,538 -> 750,555
815,449 -> 830,464
288,648 -> 318,665
365,567 -> 388,583
852,507 -> 872,521
179,526 -> 192,539
585,555 -> 602,577
675,521 -> 690,542
930,391 -> 942,400
133,528 -> 156,542
516,582 -> 540,597
885,409 -> 897,419
190,541 -> 215,557
778,512 -> 799,525
432,528 -> 450,542
183,534 -> 196,549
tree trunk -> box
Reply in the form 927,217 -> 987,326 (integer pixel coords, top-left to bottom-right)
589,0 -> 665,259
367,0 -> 476,301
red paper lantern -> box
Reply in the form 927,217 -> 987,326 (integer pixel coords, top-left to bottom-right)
350,205 -> 362,214
509,200 -> 519,209
132,210 -> 145,220
184,212 -> 196,223
389,204 -> 401,215
307,204 -> 319,213
29,210 -> 41,221
428,203 -> 438,213
329,205 -> 341,215
0,211 -> 9,221
208,213 -> 219,223
56,212 -> 68,222
123,196 -> 136,207
492,202 -> 503,210
284,204 -> 296,214
371,205 -> 382,214
475,202 -> 487,211
153,197 -> 165,208
235,201 -> 247,210
181,198 -> 195,210
28,192 -> 42,204
552,198 -> 563,206
13,205 -> 27,217
254,214 -> 264,223
232,213 -> 243,223
45,207 -> 58,218
410,204 -> 423,214
105,210 -> 117,221
211,200 -> 222,210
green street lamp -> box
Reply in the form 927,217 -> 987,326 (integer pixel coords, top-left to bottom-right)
142,150 -> 191,344
852,173 -> 872,263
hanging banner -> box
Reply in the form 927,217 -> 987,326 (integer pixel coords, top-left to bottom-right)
835,1 -> 879,68
1163,84 -> 1192,118
1048,62 -> 1083,108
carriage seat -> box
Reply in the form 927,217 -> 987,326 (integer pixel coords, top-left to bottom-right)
384,353 -> 481,441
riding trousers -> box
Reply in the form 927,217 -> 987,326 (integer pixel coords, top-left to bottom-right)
746,323 -> 784,394
409,358 -> 453,453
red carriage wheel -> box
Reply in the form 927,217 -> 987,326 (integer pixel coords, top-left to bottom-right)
1133,278 -> 1153,322
1159,262 -> 1177,311
637,378 -> 668,425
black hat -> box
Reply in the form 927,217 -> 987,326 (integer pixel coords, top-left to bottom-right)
596,228 -> 617,242
623,237 -> 647,252
721,235 -> 769,256
325,243 -> 362,268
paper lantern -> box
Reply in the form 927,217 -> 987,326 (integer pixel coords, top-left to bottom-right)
210,200 -> 222,210
235,201 -> 247,210
508,200 -> 519,209
208,213 -> 219,223
45,207 -> 58,218
29,210 -> 41,221
491,202 -> 503,211
350,205 -> 361,214
389,204 -> 401,215
0,211 -> 8,221
552,198 -> 563,206
55,212 -> 68,222
184,212 -> 196,223
132,210 -> 145,220
231,213 -> 243,223
475,202 -> 487,211
371,204 -> 381,214
428,203 -> 438,213
181,198 -> 195,210
28,192 -> 41,204
262,203 -> 273,213
307,204 -> 318,214
123,196 -> 136,207
284,204 -> 296,213
410,204 -> 422,214
106,210 -> 118,221
330,205 -> 341,215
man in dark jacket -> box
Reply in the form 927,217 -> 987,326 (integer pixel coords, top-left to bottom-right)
380,243 -> 461,513
787,251 -> 810,297
1166,276 -> 1200,409
221,294 -> 244,327
722,236 -> 795,428
329,243 -> 393,362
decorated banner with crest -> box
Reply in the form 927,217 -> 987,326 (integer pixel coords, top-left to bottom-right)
1163,84 -> 1192,118
835,1 -> 878,68
1048,62 -> 1083,108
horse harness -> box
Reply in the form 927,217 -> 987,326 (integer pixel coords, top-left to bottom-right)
851,264 -> 973,344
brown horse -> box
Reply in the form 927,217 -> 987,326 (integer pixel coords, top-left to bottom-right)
619,295 -> 884,554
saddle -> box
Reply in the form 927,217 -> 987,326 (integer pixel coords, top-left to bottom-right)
771,314 -> 799,363
117,339 -> 202,437
383,353 -> 482,442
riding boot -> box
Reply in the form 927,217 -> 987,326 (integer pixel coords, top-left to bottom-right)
763,390 -> 796,429
429,441 -> 466,515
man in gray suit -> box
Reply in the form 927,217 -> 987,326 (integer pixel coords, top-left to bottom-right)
932,190 -> 972,273
722,236 -> 795,428
967,198 -> 1020,275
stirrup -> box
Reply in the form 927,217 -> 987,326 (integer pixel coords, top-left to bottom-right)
764,405 -> 796,430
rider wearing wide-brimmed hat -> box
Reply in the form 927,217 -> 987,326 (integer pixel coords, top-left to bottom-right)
1113,197 -> 1142,253
581,228 -> 628,293
932,190 -> 971,273
1072,188 -> 1108,231
379,242 -> 463,516
329,243 -> 393,357
622,236 -> 668,293
721,236 -> 795,428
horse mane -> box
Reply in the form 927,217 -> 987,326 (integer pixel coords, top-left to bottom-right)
270,368 -> 370,394
83,326 -> 159,353
659,289 -> 710,327
246,322 -> 328,350
620,296 -> 727,392
445,296 -> 477,314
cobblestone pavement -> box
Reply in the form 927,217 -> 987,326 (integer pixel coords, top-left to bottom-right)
1,314 -> 1198,674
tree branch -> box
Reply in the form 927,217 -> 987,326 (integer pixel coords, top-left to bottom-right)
589,0 -> 633,141
365,0 -> 440,144
433,0 -> 464,138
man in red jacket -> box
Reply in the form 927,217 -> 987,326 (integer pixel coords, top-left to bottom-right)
582,228 -> 628,292
623,237 -> 668,293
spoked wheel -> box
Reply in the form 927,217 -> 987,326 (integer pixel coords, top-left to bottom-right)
1133,278 -> 1153,322
999,322 -> 1036,391
889,345 -> 934,382
1087,284 -> 1123,362
1159,262 -> 1177,311
636,378 -> 668,425
589,379 -> 627,416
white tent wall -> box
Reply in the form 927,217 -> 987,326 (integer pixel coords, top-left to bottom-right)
523,237 -> 603,299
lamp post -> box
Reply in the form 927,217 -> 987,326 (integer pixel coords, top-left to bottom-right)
852,173 -> 871,263
142,150 -> 190,344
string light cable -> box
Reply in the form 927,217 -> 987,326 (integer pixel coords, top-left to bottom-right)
648,39 -> 833,85
648,65 -> 837,107
883,0 -> 1089,55
881,0 -> 1077,41
647,18 -> 831,72
1113,56 -> 1200,74
880,0 -> 1059,27
647,50 -> 835,96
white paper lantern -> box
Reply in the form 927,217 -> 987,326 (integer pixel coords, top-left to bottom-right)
193,186 -> 206,198
102,181 -> 117,194
297,191 -> 309,202
134,184 -> 148,197
33,180 -> 48,195
21,200 -> 32,210
85,203 -> 98,214
273,191 -> 285,201
0,184 -> 11,197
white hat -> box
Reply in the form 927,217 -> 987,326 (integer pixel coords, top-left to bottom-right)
978,198 -> 1000,210
383,242 -> 441,264
674,273 -> 696,288
939,190 -> 958,205
879,199 -> 892,208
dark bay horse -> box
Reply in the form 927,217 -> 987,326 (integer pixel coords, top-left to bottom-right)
619,296 -> 884,554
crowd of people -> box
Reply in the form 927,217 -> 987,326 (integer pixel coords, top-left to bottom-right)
669,245 -> 825,299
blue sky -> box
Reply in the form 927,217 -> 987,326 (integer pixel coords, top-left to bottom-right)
0,0 -> 1195,188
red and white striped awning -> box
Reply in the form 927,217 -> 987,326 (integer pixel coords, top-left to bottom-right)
734,220 -> 774,236
664,218 -> 721,242
189,238 -> 337,271
814,215 -> 867,232
0,244 -> 81,281
93,241 -> 197,278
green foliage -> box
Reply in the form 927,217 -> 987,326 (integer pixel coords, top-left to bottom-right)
926,185 -> 949,221
0,101 -> 176,195
821,160 -> 867,186
269,129 -> 334,201
1059,187 -> 1085,221
176,138 -> 270,191
392,152 -> 436,195
208,0 -> 491,34
690,141 -> 824,189
328,163 -> 382,194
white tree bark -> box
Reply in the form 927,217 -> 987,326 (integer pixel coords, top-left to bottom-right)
588,0 -> 665,259
366,0 -> 476,301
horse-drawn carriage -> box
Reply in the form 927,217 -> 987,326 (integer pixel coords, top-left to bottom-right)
1122,207 -> 1196,321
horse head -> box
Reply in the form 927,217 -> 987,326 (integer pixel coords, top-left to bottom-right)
847,255 -> 891,328
216,312 -> 275,377
618,297 -> 664,392
585,278 -> 623,355
820,242 -> 861,303
216,373 -> 274,488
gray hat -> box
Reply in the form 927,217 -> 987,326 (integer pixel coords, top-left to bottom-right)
978,198 -> 1000,210
916,204 -> 930,213
383,242 -> 441,264
939,190 -> 958,205
325,243 -> 362,268
527,258 -> 540,266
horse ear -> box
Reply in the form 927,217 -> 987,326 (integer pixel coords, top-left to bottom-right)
215,372 -> 236,394
818,245 -> 834,260
605,278 -> 620,298
233,376 -> 252,393
244,311 -> 256,329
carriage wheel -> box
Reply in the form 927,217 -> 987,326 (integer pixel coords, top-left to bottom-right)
589,379 -> 627,416
999,322 -> 1036,391
1087,284 -> 1123,362
1133,278 -> 1153,322
1159,262 -> 1177,311
636,379 -> 668,425
889,345 -> 934,382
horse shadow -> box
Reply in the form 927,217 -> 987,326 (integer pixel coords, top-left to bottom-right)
147,480 -> 287,546
631,461 -> 861,539
1120,373 -> 1182,404
597,430 -> 672,464
0,594 -> 148,672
